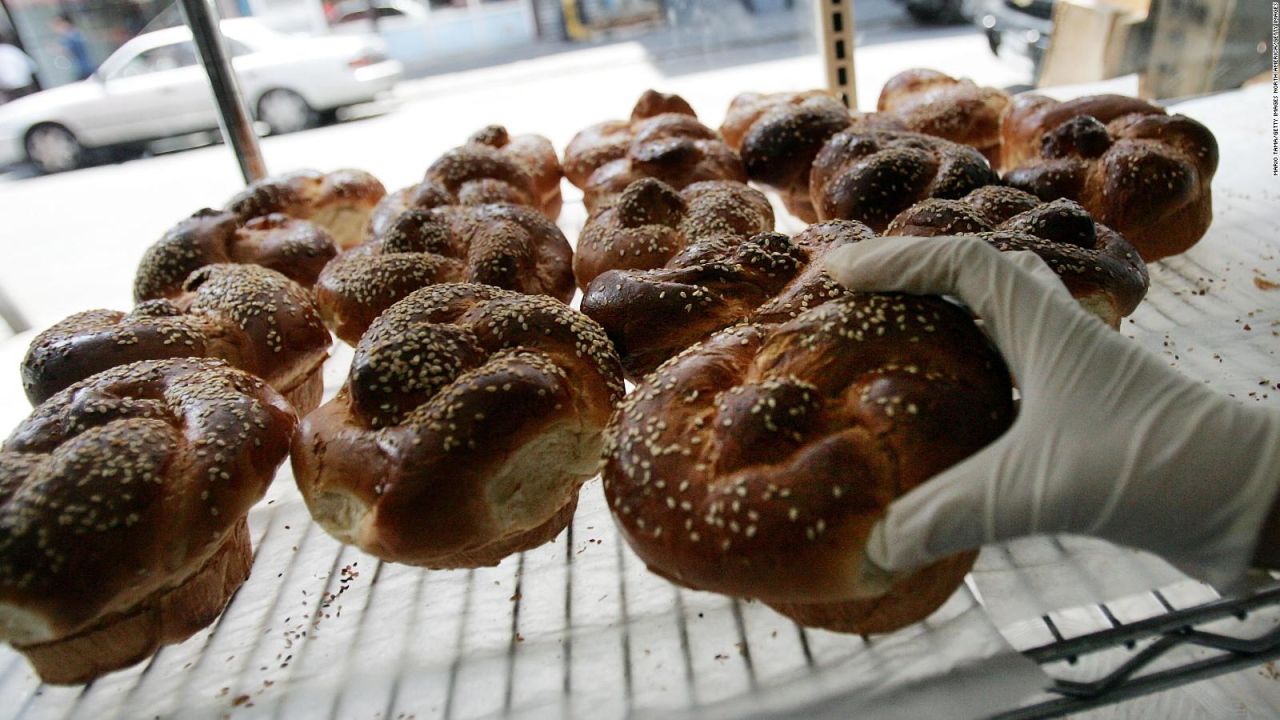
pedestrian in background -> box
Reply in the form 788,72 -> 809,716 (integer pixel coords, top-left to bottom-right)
0,34 -> 38,103
51,13 -> 93,80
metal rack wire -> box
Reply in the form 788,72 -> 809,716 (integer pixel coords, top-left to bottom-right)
999,583 -> 1280,719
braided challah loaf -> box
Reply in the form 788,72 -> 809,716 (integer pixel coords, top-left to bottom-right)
417,125 -> 564,221
134,209 -> 337,301
0,358 -> 295,683
885,186 -> 1148,326
25,264 -> 331,412
226,169 -> 386,250
810,128 -> 997,230
999,94 -> 1218,261
581,218 -> 875,380
603,292 -> 1014,633
876,69 -> 1010,164
573,178 -> 774,289
316,203 -> 574,345
564,90 -> 746,213
292,284 -> 624,568
719,91 -> 861,223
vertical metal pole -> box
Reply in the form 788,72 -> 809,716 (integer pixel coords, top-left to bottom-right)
814,0 -> 857,108
178,0 -> 267,183
0,283 -> 30,334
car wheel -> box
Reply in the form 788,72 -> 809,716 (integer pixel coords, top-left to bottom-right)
257,89 -> 318,135
25,123 -> 82,173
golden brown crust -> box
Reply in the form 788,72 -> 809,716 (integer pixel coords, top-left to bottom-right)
767,552 -> 976,633
226,169 -> 387,250
365,181 -> 457,239
292,283 -> 624,567
885,186 -> 1149,326
563,90 -> 695,189
564,90 -> 746,213
316,204 -> 575,345
997,93 -> 1162,171
809,128 -> 998,231
0,359 -> 294,679
720,90 -> 850,155
470,125 -> 564,219
877,69 -> 1010,165
15,519 -> 252,685
25,265 -> 331,410
581,219 -> 878,380
573,178 -> 775,290
421,126 -> 564,221
134,209 -> 337,301
602,294 -> 1013,630
999,95 -> 1219,261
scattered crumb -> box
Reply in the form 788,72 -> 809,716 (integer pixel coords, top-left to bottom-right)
1255,277 -> 1279,291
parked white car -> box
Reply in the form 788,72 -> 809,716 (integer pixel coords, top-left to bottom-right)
0,18 -> 402,172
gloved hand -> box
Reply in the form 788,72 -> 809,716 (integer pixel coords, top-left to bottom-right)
824,236 -> 1280,594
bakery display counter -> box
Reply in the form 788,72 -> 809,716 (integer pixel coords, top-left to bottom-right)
1,78 -> 1277,719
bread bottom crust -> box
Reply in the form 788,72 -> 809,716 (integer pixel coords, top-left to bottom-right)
415,495 -> 580,570
766,551 -> 977,634
15,520 -> 253,685
279,362 -> 326,415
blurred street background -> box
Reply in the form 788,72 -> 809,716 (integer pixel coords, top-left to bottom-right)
0,0 -> 1269,435
0,0 -> 1036,337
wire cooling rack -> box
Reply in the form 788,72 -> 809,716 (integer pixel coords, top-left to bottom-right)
3,86 -> 1278,720
4,205 -> 1278,718
4,479 -> 1277,720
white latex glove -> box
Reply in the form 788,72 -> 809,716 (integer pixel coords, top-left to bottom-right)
824,236 -> 1280,592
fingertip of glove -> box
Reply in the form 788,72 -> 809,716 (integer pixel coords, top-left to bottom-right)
822,242 -> 865,287
825,237 -> 919,289
851,524 -> 901,599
